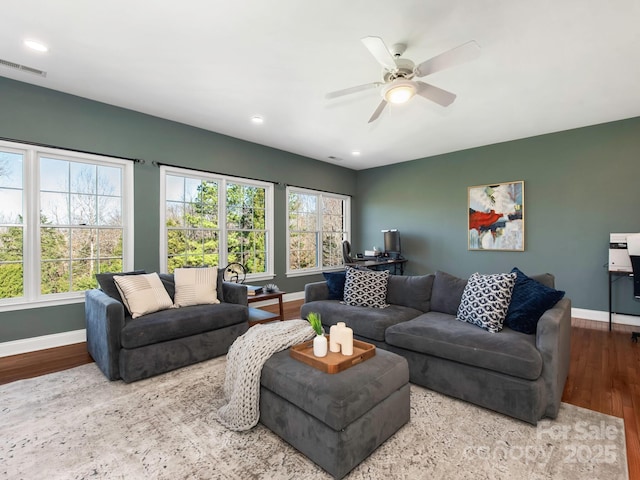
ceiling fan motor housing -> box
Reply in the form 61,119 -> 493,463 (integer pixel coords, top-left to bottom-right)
382,57 -> 415,82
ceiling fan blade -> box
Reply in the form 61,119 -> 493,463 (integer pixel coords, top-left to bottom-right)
414,40 -> 481,77
416,81 -> 457,107
368,99 -> 388,123
361,36 -> 399,72
325,82 -> 382,100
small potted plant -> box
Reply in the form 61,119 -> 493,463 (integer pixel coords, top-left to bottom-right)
307,312 -> 327,357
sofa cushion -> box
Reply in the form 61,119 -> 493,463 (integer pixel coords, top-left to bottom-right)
113,273 -> 174,319
385,313 -> 543,380
386,274 -> 434,312
504,268 -> 565,334
529,272 -> 555,289
120,303 -> 248,349
430,271 -> 467,315
343,267 -> 389,308
173,267 -> 220,307
301,300 -> 422,342
456,272 -> 516,333
323,270 -> 346,301
96,270 -> 146,313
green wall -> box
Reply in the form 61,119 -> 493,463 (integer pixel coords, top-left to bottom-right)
0,77 -> 357,342
1,74 -> 638,344
356,117 -> 640,313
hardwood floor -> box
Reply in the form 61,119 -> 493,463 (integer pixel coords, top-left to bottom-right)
563,318 -> 640,479
1,301 -> 638,479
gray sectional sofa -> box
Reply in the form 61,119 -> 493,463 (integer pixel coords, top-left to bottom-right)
300,270 -> 571,425
85,271 -> 249,383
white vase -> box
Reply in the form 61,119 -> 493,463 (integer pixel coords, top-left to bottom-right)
313,334 -> 328,357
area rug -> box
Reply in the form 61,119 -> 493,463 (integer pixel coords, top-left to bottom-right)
0,357 -> 628,480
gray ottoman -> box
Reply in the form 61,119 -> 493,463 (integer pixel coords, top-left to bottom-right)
260,348 -> 410,479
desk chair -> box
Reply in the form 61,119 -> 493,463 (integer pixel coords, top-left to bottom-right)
342,240 -> 354,264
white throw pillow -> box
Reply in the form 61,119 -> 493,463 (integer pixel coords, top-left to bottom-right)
456,272 -> 517,333
173,267 -> 220,307
342,267 -> 390,308
113,272 -> 174,318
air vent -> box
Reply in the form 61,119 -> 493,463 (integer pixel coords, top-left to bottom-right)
0,58 -> 47,77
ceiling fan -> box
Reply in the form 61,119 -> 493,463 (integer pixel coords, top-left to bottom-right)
326,36 -> 481,123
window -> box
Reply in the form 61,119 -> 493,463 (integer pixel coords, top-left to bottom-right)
287,187 -> 350,275
0,140 -> 134,310
160,166 -> 274,280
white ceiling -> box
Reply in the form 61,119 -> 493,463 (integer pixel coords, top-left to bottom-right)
1,0 -> 639,170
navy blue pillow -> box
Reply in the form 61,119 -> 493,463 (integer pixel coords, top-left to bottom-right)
323,271 -> 346,301
505,267 -> 565,334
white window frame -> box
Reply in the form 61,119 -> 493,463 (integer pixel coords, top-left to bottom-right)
0,139 -> 134,312
159,165 -> 275,281
286,186 -> 351,277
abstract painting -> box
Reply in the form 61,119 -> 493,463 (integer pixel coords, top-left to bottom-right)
468,181 -> 524,251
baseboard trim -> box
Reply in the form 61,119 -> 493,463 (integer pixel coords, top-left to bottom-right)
0,329 -> 87,358
572,307 -> 640,327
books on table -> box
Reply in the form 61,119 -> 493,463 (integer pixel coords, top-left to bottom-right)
246,285 -> 263,296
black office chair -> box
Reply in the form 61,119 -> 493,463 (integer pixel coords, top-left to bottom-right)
342,240 -> 354,264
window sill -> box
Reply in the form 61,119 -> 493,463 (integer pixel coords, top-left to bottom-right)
286,267 -> 343,278
0,294 -> 85,313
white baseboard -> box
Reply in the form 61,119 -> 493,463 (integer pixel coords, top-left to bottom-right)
572,308 -> 640,327
0,329 -> 87,358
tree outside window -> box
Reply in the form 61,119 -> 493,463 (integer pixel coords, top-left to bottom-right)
161,168 -> 273,278
0,140 -> 133,307
287,187 -> 350,273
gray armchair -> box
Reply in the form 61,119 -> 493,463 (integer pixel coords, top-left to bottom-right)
85,273 -> 248,383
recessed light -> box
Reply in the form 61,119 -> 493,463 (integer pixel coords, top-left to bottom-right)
251,115 -> 264,124
24,40 -> 49,53
351,151 -> 361,156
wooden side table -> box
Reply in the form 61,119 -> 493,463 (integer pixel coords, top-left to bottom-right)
247,290 -> 286,326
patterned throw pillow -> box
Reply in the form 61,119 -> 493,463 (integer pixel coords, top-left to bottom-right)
96,270 -> 146,310
342,267 -> 390,308
173,267 -> 220,307
113,273 -> 174,318
456,272 -> 517,333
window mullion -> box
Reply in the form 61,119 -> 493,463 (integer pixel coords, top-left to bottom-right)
316,193 -> 322,269
24,150 -> 39,300
219,178 -> 227,268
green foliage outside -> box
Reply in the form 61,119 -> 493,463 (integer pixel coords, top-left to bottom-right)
288,192 -> 345,270
166,180 -> 267,274
0,216 -> 124,299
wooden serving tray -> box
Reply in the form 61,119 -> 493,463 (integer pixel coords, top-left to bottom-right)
290,336 -> 376,374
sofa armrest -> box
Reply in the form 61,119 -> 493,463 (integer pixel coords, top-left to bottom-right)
222,281 -> 248,306
304,281 -> 330,303
535,297 -> 572,418
85,289 -> 126,381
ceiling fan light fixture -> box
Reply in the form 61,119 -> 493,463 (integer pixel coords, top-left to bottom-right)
24,39 -> 49,53
383,80 -> 416,104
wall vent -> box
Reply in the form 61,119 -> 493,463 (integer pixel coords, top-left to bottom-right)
0,58 -> 47,77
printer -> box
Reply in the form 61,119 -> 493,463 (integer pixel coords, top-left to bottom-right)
609,233 -> 634,272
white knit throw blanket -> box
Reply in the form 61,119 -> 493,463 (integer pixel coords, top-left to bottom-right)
217,319 -> 315,431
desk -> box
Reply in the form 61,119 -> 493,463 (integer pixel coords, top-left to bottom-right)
247,290 -> 286,326
608,271 -> 640,335
346,258 -> 407,275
